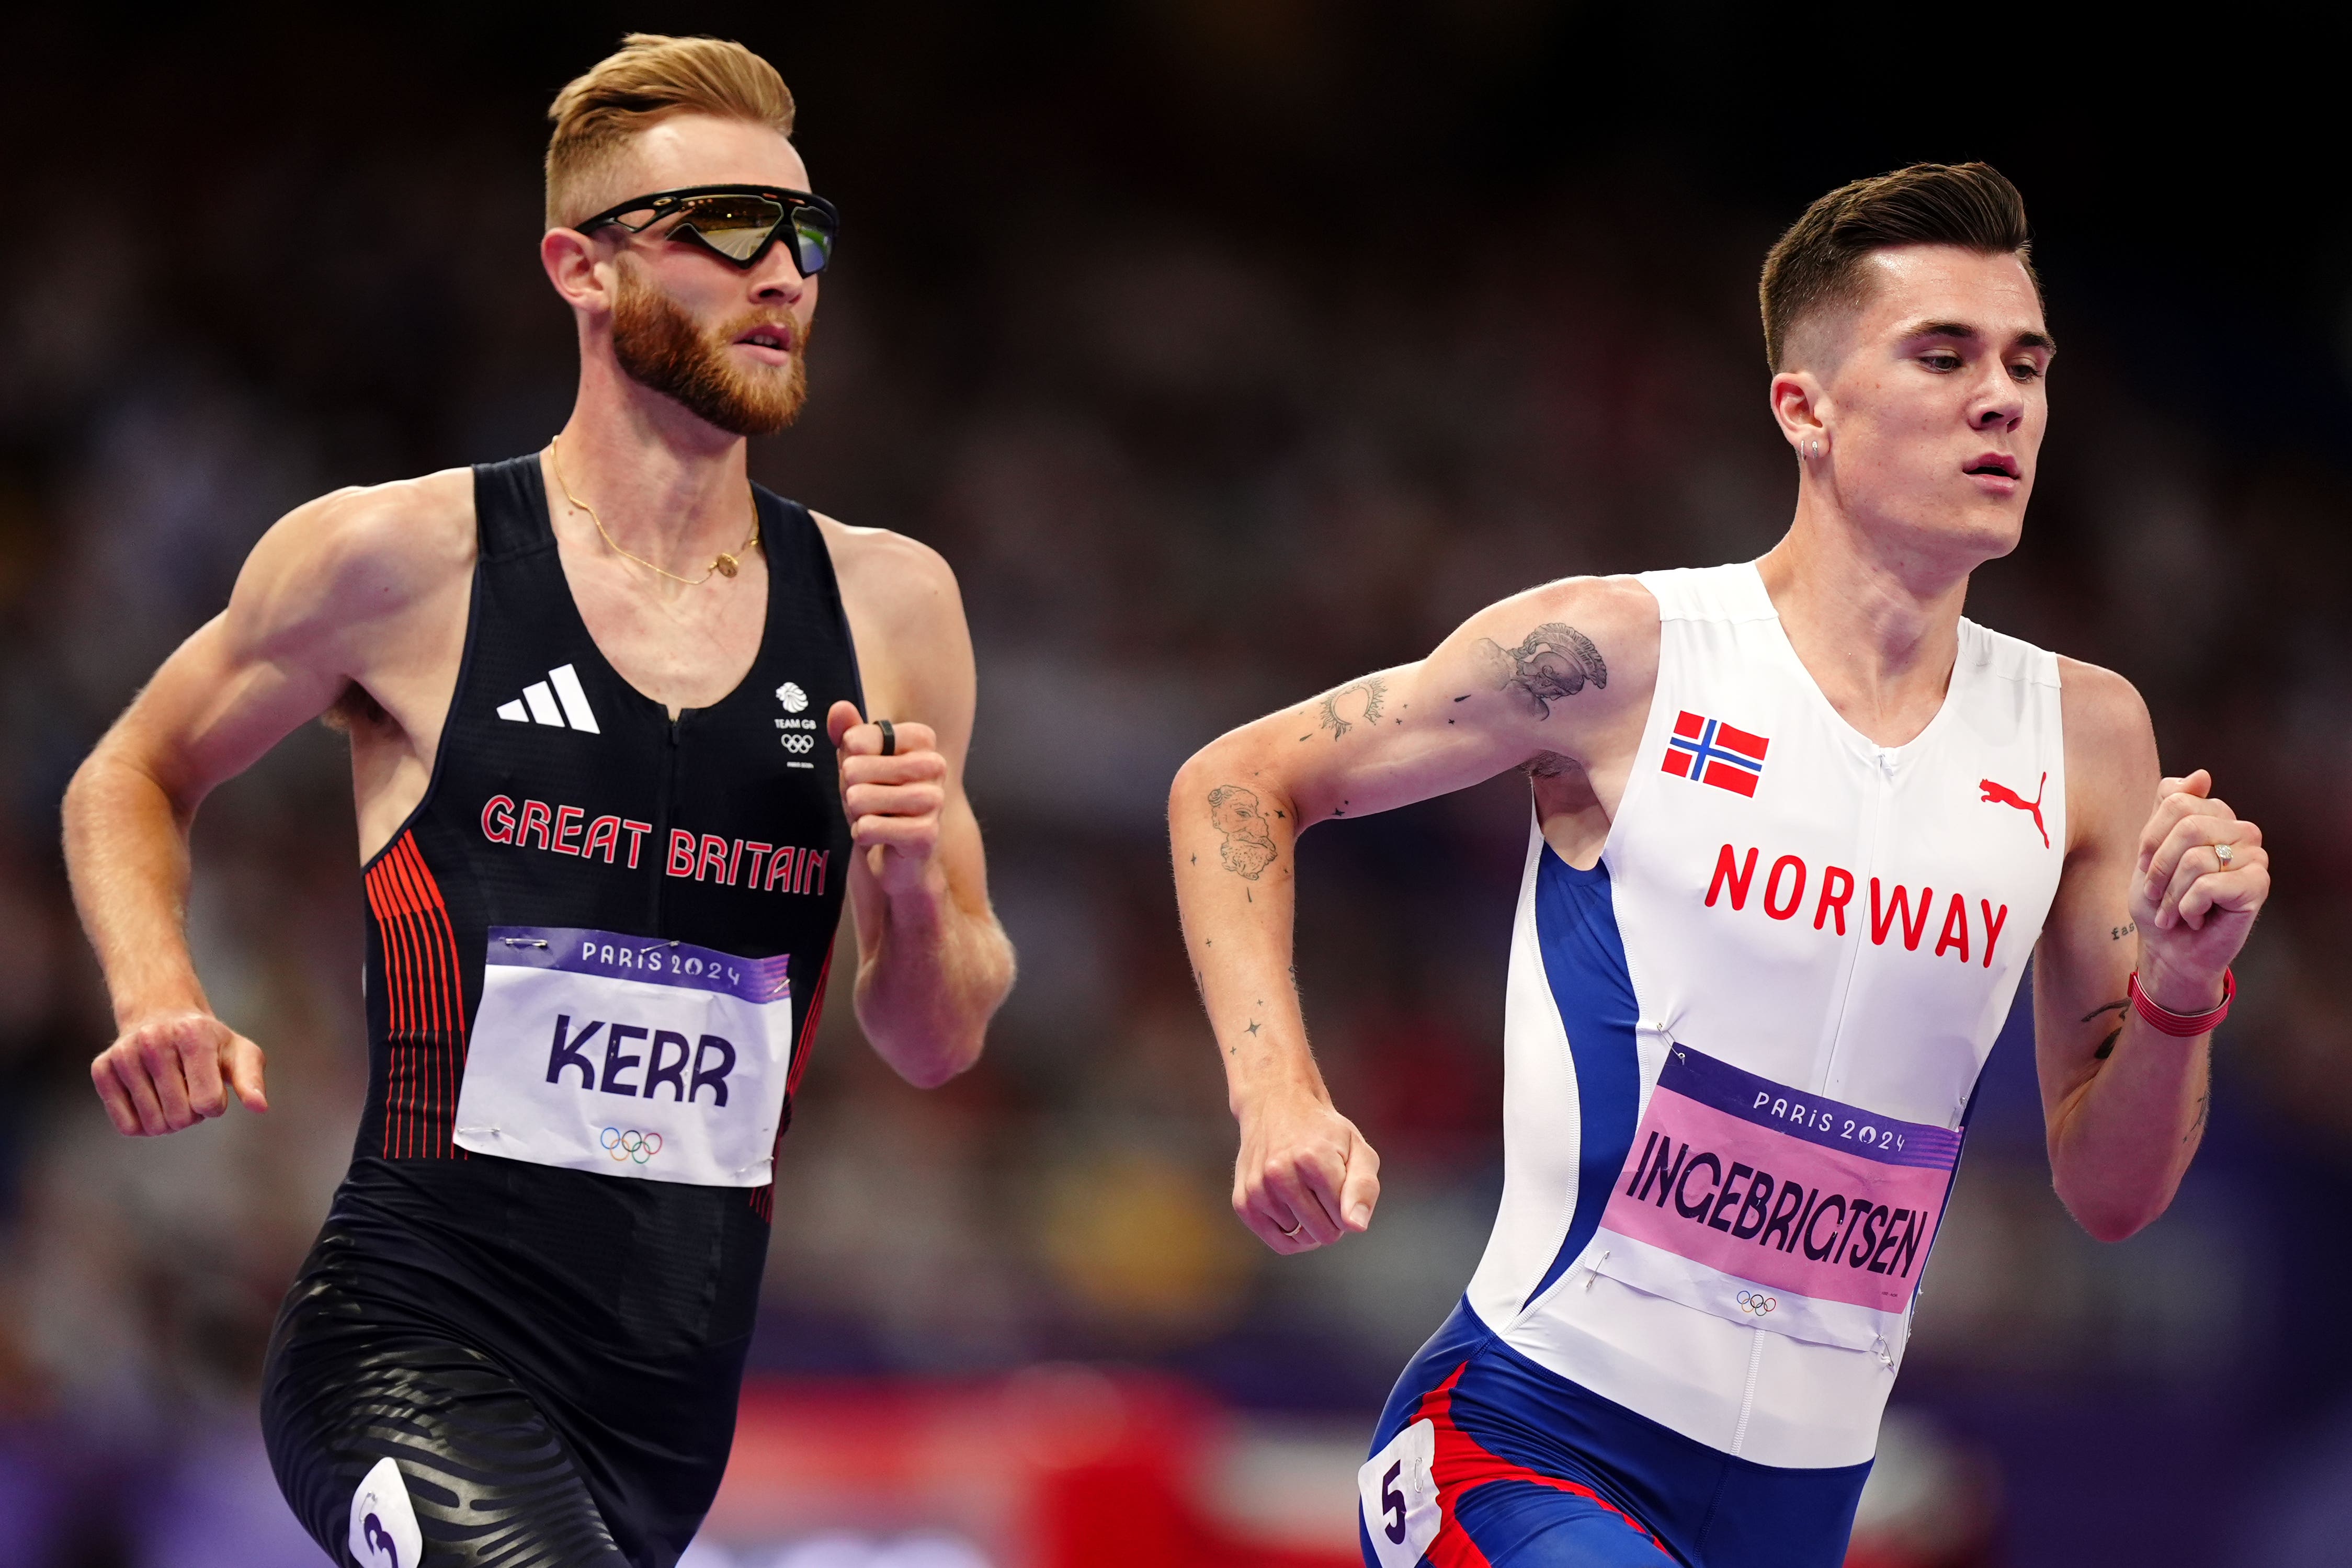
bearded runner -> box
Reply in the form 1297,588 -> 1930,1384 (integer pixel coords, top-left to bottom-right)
62,36 -> 1013,1568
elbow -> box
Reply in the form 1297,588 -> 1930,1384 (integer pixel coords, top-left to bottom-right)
878,939 -> 1012,1092
1169,745 -> 1224,824
1169,732 -> 1297,831
894,1026 -> 986,1089
2054,1175 -> 2176,1244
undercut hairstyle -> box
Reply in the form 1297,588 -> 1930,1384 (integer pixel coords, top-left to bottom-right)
1758,162 -> 2035,371
545,33 -> 797,230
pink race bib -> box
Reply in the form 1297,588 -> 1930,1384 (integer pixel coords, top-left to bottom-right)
1586,1044 -> 1961,1352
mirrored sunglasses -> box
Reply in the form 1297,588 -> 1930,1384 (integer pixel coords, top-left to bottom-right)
576,185 -> 838,276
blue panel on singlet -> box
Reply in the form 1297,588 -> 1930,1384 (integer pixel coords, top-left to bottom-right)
1522,846 -> 1642,1311
1362,1300 -> 1872,1568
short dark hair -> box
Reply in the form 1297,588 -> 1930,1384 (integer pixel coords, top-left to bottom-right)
1759,162 -> 2036,370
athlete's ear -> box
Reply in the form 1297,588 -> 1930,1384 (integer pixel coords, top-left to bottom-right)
540,227 -> 613,315
1770,368 -> 1827,460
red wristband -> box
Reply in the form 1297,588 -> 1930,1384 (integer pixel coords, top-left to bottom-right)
2128,968 -> 2235,1038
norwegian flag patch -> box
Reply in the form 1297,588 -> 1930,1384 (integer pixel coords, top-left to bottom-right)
1662,711 -> 1769,797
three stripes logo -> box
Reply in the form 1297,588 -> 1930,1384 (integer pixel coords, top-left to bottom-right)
497,664 -> 599,734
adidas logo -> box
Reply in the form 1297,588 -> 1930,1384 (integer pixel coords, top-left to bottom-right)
496,664 -> 600,733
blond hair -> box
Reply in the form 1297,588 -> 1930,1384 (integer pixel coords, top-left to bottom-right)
545,33 -> 797,229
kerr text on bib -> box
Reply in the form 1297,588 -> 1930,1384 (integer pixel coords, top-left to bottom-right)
1587,1044 -> 1960,1352
453,927 -> 792,1186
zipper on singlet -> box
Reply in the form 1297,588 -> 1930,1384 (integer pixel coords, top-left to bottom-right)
1817,747 -> 1893,1092
651,714 -> 683,929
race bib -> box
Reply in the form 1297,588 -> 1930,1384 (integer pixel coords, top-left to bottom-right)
1587,1044 -> 1961,1351
1358,1419 -> 1439,1568
453,926 -> 792,1186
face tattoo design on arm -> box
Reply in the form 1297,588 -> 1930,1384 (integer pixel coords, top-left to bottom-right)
1207,786 -> 1279,880
1476,623 -> 1608,719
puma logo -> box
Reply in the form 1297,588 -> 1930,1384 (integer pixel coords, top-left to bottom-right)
1979,772 -> 2048,849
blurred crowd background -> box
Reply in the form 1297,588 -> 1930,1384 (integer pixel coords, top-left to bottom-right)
2,5 -> 2346,1565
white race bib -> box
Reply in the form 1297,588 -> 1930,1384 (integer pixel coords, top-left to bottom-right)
1358,1419 -> 1440,1568
453,926 -> 792,1186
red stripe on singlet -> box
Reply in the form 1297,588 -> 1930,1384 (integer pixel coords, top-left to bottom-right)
364,834 -> 470,1158
412,839 -> 471,1156
359,863 -> 397,1155
753,939 -> 837,1221
1413,1363 -> 1671,1565
388,835 -> 468,1156
384,851 -> 426,1158
362,855 -> 415,1156
382,843 -> 440,1153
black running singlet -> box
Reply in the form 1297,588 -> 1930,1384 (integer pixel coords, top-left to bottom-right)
262,456 -> 859,1568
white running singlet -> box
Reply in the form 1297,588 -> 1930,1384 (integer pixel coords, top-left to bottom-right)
1463,561 -> 2066,1469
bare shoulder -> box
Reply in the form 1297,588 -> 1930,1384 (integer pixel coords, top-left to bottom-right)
1485,573 -> 1660,651
812,513 -> 973,743
240,468 -> 476,619
812,511 -> 965,645
2057,656 -> 2157,854
1444,573 -> 1660,717
2057,656 -> 2155,767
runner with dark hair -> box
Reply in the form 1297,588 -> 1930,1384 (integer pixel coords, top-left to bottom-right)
1171,163 -> 2266,1567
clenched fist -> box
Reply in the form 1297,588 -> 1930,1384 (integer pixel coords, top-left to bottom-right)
828,700 -> 947,896
2132,768 -> 2268,1012
92,1008 -> 268,1136
1233,1090 -> 1382,1254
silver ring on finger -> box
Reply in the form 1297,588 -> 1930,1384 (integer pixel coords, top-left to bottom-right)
2214,843 -> 2234,868
1278,1221 -> 1303,1239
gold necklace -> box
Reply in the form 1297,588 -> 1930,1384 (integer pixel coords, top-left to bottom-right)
548,435 -> 759,586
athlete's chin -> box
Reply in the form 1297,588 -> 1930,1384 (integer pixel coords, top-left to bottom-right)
672,365 -> 809,438
1937,514 -> 2024,564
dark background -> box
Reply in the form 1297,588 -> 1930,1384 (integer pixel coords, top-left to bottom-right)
0,5 -> 2345,1564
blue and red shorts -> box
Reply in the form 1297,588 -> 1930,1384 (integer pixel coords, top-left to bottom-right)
1359,1301 -> 1870,1568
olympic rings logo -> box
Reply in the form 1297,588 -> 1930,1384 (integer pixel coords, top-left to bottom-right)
781,733 -> 814,754
602,1128 -> 664,1164
1735,1290 -> 1777,1316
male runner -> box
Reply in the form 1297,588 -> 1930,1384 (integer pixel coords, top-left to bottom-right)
1170,164 -> 2268,1566
62,35 -> 1014,1568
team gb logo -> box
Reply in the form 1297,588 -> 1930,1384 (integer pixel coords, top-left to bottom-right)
776,682 -> 809,713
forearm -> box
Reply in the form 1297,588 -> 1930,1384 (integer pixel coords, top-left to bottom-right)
851,869 -> 1012,1088
62,748 -> 209,1023
1169,745 -> 1325,1119
2047,962 -> 2220,1241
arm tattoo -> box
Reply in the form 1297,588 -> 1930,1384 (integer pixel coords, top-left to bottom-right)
2110,921 -> 2137,941
1315,675 -> 1388,740
1207,785 -> 1279,880
1475,623 -> 1607,719
2085,997 -> 2129,1060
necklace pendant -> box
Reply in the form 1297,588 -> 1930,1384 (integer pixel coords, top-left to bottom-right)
713,553 -> 738,578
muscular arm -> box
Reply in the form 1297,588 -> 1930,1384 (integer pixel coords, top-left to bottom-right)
62,476 -> 471,1134
1170,578 -> 1657,1252
2034,659 -> 2268,1241
822,520 -> 1014,1088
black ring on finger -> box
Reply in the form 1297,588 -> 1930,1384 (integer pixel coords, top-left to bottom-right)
876,718 -> 896,757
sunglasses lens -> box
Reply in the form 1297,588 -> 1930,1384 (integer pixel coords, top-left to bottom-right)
790,210 -> 835,275
675,197 -> 787,263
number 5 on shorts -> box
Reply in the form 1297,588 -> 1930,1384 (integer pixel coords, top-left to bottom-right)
1357,1418 -> 1439,1568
